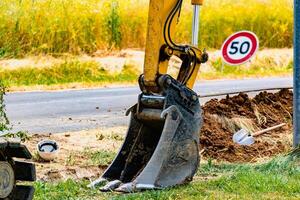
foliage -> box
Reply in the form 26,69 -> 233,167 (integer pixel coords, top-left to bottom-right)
0,61 -> 139,87
0,80 -> 10,132
4,131 -> 30,142
105,0 -> 122,49
0,0 -> 293,57
0,80 -> 30,141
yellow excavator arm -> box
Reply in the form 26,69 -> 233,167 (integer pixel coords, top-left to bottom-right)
143,0 -> 208,92
91,0 -> 208,193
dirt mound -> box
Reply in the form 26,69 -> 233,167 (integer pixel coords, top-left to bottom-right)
200,89 -> 293,162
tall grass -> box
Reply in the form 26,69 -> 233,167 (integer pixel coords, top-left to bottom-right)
0,0 -> 293,57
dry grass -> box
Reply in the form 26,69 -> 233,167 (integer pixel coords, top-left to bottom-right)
211,114 -> 257,133
0,0 -> 293,57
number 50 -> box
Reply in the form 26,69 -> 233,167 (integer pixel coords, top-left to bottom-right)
229,41 -> 250,55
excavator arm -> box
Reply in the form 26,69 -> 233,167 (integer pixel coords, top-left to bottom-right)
91,0 -> 208,193
143,0 -> 207,92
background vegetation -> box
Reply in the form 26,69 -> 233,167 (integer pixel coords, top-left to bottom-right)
0,0 -> 293,58
0,81 -> 9,132
0,61 -> 138,87
0,56 -> 292,90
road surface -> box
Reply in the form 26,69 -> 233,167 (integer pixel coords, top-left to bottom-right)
5,77 -> 292,134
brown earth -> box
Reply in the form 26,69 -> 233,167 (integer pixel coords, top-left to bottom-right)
23,89 -> 293,181
24,127 -> 126,181
200,89 -> 293,162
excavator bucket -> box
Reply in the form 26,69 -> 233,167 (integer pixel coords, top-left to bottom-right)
90,75 -> 202,192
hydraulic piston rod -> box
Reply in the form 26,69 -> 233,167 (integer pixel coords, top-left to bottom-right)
191,0 -> 203,46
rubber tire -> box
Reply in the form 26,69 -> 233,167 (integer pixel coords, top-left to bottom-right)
0,161 -> 15,199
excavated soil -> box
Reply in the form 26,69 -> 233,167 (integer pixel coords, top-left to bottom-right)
200,89 -> 293,162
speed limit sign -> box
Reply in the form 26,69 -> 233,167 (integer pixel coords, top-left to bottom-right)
221,31 -> 259,65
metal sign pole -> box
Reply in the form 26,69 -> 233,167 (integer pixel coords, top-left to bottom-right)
294,0 -> 300,147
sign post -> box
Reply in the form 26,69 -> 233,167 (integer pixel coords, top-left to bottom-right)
294,0 -> 300,147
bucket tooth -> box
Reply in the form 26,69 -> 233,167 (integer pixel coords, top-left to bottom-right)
100,180 -> 122,192
115,182 -> 138,193
88,178 -> 107,188
93,75 -> 202,192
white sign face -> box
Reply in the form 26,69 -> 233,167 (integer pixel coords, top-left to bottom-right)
221,31 -> 259,65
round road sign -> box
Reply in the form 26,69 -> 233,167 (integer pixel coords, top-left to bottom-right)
221,31 -> 259,65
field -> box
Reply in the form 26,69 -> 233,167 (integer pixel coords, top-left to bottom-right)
0,0 -> 293,57
0,49 -> 293,91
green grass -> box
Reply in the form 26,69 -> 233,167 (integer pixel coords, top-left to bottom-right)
65,148 -> 117,167
33,151 -> 300,200
83,149 -> 117,166
0,0 -> 293,57
201,58 -> 293,80
34,180 -> 106,200
0,61 -> 138,88
0,55 -> 292,90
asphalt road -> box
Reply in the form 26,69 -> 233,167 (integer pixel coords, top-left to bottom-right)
5,77 -> 292,134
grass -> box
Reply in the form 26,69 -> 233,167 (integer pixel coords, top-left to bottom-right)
201,58 -> 293,80
33,151 -> 300,200
0,0 -> 293,57
0,54 -> 293,91
83,148 -> 117,166
34,180 -> 105,200
96,132 -> 124,141
0,60 -> 139,88
64,148 -> 117,167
